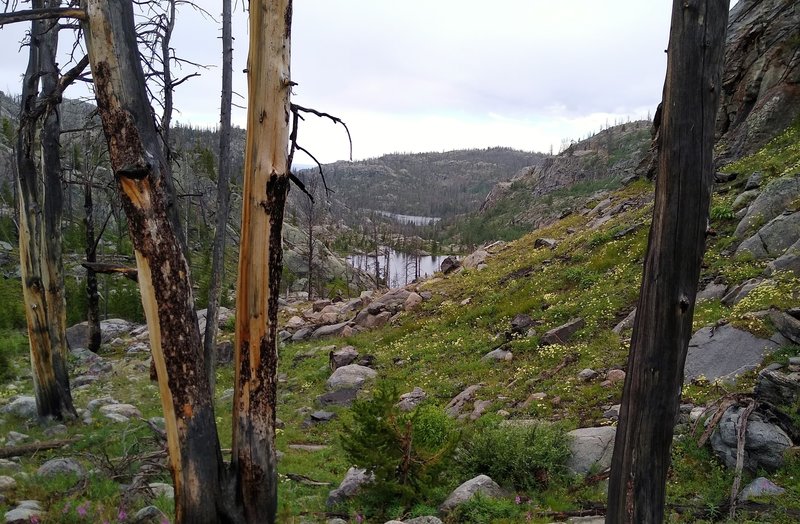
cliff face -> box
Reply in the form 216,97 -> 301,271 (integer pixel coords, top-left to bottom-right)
715,0 -> 800,162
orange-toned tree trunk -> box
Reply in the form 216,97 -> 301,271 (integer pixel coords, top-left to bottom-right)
231,1 -> 293,522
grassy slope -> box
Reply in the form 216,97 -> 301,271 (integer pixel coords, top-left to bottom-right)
1,120 -> 799,523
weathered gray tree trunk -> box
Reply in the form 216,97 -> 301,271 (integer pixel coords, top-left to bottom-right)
203,0 -> 234,390
606,2 -> 729,523
81,1 -> 227,521
83,172 -> 101,353
16,0 -> 76,421
231,1 -> 293,522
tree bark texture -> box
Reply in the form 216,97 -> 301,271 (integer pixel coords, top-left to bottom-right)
16,0 -> 76,421
81,1 -> 226,522
83,177 -> 101,353
606,2 -> 729,523
203,0 -> 235,390
232,1 -> 292,522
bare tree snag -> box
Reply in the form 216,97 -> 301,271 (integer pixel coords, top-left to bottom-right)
231,1 -> 292,522
607,2 -> 729,523
16,0 -> 76,421
81,1 -> 226,522
203,0 -> 234,390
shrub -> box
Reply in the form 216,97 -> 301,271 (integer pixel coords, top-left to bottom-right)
340,382 -> 460,509
455,418 -> 570,491
447,494 -> 522,524
0,330 -> 28,383
709,204 -> 735,220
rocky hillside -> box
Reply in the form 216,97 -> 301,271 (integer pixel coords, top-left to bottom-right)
715,0 -> 800,162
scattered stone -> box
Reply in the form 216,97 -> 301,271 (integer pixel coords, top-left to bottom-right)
684,324 -> 783,383
355,310 -> 392,329
710,405 -> 792,472
744,172 -> 763,191
510,314 -> 534,333
126,342 -> 149,355
326,364 -> 377,391
439,475 -> 505,512
66,318 -> 135,349
397,387 -> 427,411
286,316 -> 306,330
5,432 -> 28,446
0,476 -> 16,491
603,405 -> 621,420
440,256 -> 461,274
310,411 -> 336,423
1,397 -> 37,419
466,400 -> 492,421
43,424 -> 68,438
71,374 -> 100,388
312,321 -> 352,339
721,278 -> 764,306
404,292 -> 423,311
534,237 -> 558,249
462,249 -> 489,269
521,392 -> 547,409
769,308 -> 800,344
87,396 -> 118,412
714,172 -> 737,183
4,500 -> 42,523
445,384 -> 482,417
70,347 -> 103,365
566,426 -> 616,475
542,318 -> 585,345
732,189 -> 759,210
607,369 -> 626,384
612,308 -> 636,334
739,477 -> 785,501
405,517 -> 443,524
99,403 -> 142,419
329,346 -> 359,371
131,505 -> 170,524
577,368 -> 598,381
767,239 -> 800,276
148,482 -> 174,500
326,467 -> 373,507
291,327 -> 313,342
755,368 -> 800,406
316,388 -> 359,407
0,460 -> 21,473
289,444 -> 329,452
734,173 -> 800,239
482,348 -> 513,362
736,211 -> 800,259
696,282 -> 729,302
278,330 -> 292,343
37,457 -> 85,479
690,406 -> 707,423
313,299 -> 332,312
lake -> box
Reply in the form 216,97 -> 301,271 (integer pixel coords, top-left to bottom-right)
347,248 -> 451,287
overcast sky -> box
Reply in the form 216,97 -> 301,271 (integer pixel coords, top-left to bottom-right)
0,1 -> 734,163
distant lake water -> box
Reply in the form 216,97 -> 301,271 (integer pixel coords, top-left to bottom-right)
347,248 -> 451,288
369,210 -> 441,226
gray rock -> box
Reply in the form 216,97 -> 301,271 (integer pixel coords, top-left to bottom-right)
71,374 -> 100,388
710,405 -> 792,472
534,237 -> 558,249
465,399 -> 492,421
739,477 -> 785,501
0,476 -> 15,491
326,364 -> 377,391
312,321 -> 352,339
131,505 -> 170,524
769,308 -> 800,344
329,346 -> 359,370
462,249 -> 489,269
696,282 -> 729,302
278,330 -> 293,343
291,327 -> 313,342
326,467 -> 373,507
66,318 -> 135,350
755,368 -> 800,406
542,318 -> 585,345
0,460 -> 20,473
715,172 -> 737,183
404,518 -> 443,524
734,173 -> 800,239
70,347 -> 103,365
612,308 -> 636,334
355,310 -> 392,329
566,426 -> 616,475
440,256 -> 460,274
148,482 -> 174,499
327,519 -> 348,524
439,475 -> 504,511
603,405 -> 621,420
510,314 -> 534,333
316,388 -> 359,407
43,424 -> 68,438
99,403 -> 142,419
736,211 -> 800,259
1,396 -> 37,419
721,278 -> 763,306
5,432 -> 28,446
578,368 -> 598,381
397,387 -> 427,411
126,342 -> 149,355
745,172 -> 763,191
309,411 -> 336,423
732,189 -> 759,210
404,292 -> 423,311
767,238 -> 800,276
684,324 -> 782,383
4,502 -> 42,524
86,396 -> 118,412
369,288 -> 412,313
481,348 -> 513,362
445,384 -> 482,417
37,457 -> 85,478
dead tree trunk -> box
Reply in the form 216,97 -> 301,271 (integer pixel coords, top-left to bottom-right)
81,1 -> 226,521
606,2 -> 729,523
231,1 -> 292,522
83,175 -> 101,353
16,0 -> 76,421
203,0 -> 234,389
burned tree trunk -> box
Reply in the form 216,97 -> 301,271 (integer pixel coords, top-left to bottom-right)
203,0 -> 234,390
231,0 -> 292,522
16,0 -> 76,421
83,176 -> 101,353
607,2 -> 729,523
81,1 -> 226,521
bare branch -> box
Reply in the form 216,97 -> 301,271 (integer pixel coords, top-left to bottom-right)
0,7 -> 86,25
291,103 -> 353,161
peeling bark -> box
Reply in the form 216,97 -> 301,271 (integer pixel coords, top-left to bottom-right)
81,1 -> 226,522
231,1 -> 293,522
17,0 -> 76,421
